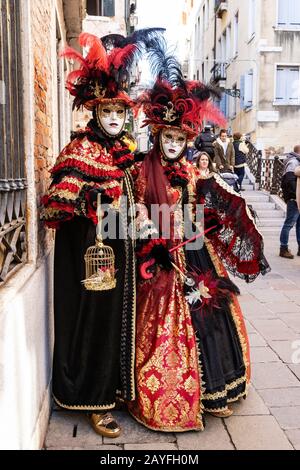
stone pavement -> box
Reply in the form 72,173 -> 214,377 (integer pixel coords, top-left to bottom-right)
44,231 -> 300,451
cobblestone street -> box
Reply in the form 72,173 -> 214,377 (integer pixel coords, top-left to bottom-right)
45,214 -> 300,451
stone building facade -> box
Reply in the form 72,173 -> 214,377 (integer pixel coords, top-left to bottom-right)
185,0 -> 300,155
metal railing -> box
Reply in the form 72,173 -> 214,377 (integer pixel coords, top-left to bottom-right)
0,0 -> 27,284
246,142 -> 285,198
211,62 -> 227,82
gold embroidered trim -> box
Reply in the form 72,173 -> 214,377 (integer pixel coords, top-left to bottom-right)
204,406 -> 230,412
56,152 -> 120,173
203,375 -> 247,400
129,409 -> 204,433
124,170 -> 137,400
53,394 -> 116,410
227,388 -> 248,403
59,176 -> 85,187
226,375 -> 246,391
48,188 -> 79,201
41,207 -> 66,218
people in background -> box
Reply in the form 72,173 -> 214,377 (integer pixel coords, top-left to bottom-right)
233,132 -> 249,191
186,141 -> 196,162
196,151 -> 214,177
279,145 -> 300,259
214,129 -> 235,172
194,125 -> 216,161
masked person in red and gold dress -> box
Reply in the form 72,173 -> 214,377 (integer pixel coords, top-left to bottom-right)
129,40 -> 270,431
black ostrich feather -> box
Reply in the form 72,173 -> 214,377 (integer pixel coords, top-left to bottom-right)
101,27 -> 165,50
189,81 -> 223,101
146,35 -> 186,89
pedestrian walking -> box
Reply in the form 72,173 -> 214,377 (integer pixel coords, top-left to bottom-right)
194,125 -> 216,161
279,146 -> 300,259
214,129 -> 235,172
233,132 -> 249,191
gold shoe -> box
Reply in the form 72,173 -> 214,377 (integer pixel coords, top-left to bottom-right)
208,408 -> 233,418
89,412 -> 121,438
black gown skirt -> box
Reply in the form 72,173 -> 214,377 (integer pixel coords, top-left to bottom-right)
52,183 -> 136,411
185,242 -> 247,411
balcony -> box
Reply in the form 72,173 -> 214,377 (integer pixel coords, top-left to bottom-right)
215,0 -> 228,18
211,62 -> 227,85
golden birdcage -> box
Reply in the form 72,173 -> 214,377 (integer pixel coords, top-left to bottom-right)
82,193 -> 116,291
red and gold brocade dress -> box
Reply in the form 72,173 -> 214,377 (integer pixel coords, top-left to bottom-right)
129,157 -> 203,431
129,164 -> 270,431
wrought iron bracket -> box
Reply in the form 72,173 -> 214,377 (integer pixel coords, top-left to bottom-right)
224,88 -> 241,98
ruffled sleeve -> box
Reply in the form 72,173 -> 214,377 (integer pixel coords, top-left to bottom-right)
41,136 -> 123,228
196,174 -> 271,282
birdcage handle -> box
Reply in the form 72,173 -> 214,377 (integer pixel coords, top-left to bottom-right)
96,192 -> 103,245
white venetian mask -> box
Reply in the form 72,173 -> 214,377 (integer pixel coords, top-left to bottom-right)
96,102 -> 126,136
160,128 -> 187,160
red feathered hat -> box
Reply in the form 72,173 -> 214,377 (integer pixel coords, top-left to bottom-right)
61,28 -> 165,110
136,79 -> 226,138
134,37 -> 226,137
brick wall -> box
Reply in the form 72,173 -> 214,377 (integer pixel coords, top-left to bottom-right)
31,0 -> 55,258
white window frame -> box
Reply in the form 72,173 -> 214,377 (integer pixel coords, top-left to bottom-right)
273,63 -> 300,105
276,0 -> 300,30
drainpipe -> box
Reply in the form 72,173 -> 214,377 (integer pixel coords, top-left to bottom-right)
214,5 -> 217,75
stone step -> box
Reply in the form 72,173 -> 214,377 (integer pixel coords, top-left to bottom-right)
242,184 -> 254,190
250,202 -> 276,210
260,227 -> 282,233
257,219 -> 284,227
256,210 -> 285,219
243,193 -> 270,202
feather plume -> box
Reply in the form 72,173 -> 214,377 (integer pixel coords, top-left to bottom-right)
146,35 -> 186,89
78,32 -> 109,72
108,44 -> 138,70
60,46 -> 89,72
101,28 -> 165,50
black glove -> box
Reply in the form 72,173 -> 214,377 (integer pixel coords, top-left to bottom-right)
205,210 -> 223,236
151,244 -> 174,271
88,188 -> 113,208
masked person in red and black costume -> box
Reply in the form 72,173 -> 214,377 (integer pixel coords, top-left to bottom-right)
41,29 -> 163,437
128,39 -> 270,432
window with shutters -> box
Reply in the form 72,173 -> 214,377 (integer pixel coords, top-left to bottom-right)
226,24 -> 231,61
0,0 -> 27,284
240,69 -> 254,109
277,0 -> 300,28
87,0 -> 115,17
275,66 -> 300,105
220,93 -> 228,118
